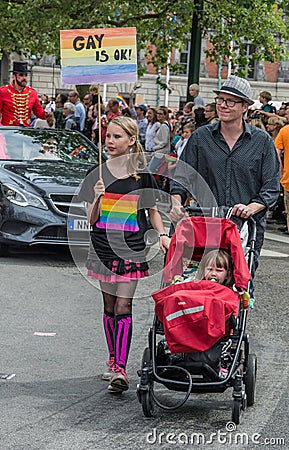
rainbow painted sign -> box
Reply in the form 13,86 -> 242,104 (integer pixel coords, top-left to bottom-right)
60,27 -> 137,85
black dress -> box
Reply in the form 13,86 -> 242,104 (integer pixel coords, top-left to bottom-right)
78,163 -> 158,281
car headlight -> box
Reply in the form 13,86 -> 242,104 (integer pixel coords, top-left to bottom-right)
2,184 -> 48,210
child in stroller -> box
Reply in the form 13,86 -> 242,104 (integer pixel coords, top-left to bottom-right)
153,216 -> 251,359
137,213 -> 256,423
154,247 -> 239,381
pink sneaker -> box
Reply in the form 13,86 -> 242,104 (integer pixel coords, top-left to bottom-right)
108,365 -> 129,392
102,357 -> 115,381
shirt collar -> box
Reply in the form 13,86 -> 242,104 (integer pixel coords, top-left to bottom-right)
212,119 -> 252,137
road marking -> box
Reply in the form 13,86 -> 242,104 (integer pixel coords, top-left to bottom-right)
264,231 -> 289,244
262,232 -> 289,256
261,249 -> 289,257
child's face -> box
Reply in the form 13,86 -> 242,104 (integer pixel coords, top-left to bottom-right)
204,262 -> 228,284
182,129 -> 192,139
105,122 -> 136,157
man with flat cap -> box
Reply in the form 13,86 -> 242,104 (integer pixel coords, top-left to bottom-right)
170,75 -> 280,281
0,61 -> 48,126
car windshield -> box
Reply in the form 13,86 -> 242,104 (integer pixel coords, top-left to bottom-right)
0,128 -> 100,163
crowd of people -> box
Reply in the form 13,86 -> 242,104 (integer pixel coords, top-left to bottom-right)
0,66 -> 286,394
246,91 -> 289,233
77,75 -> 282,392
0,67 -> 287,235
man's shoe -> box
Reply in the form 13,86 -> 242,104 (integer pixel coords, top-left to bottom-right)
108,366 -> 129,392
102,357 -> 115,381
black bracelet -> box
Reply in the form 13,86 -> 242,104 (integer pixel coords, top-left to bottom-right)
159,233 -> 169,237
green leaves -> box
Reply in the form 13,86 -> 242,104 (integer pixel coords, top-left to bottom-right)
0,0 -> 288,80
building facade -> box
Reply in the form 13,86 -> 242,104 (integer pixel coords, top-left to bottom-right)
1,40 -> 289,109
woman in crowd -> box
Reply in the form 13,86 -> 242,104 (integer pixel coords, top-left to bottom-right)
145,107 -> 160,156
148,107 -> 171,173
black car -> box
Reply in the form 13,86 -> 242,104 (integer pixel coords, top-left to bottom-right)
0,127 -> 102,255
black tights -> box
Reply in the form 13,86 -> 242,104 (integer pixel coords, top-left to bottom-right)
100,281 -> 138,315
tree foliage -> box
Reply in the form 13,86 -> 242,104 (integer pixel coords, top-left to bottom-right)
0,0 -> 288,77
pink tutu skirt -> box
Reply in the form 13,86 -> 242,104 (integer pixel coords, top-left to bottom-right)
87,258 -> 149,283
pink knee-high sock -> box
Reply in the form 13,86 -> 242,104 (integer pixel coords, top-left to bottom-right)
114,314 -> 132,369
103,310 -> 115,358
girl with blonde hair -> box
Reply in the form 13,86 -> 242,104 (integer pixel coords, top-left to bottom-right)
79,116 -> 170,393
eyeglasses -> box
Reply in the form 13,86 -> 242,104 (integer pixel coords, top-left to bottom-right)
215,97 -> 244,107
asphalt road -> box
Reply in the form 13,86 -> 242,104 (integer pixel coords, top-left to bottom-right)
0,229 -> 288,450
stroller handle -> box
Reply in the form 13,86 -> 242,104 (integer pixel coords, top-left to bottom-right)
182,203 -> 232,218
180,202 -> 257,242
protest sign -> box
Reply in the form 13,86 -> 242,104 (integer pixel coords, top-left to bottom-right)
60,27 -> 137,85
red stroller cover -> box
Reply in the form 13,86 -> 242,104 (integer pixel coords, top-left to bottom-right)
163,216 -> 251,290
152,217 -> 251,354
153,280 -> 239,353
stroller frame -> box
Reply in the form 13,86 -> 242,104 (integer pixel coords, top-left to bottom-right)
137,206 -> 258,424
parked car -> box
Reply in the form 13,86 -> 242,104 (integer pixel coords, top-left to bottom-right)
0,127 -> 104,256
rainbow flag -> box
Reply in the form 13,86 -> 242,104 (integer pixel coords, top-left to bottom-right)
96,192 -> 139,231
117,92 -> 128,109
165,154 -> 177,163
60,27 -> 137,85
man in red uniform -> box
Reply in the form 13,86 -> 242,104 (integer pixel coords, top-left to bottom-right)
0,61 -> 47,127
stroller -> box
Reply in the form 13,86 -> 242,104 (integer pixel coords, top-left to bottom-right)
137,205 -> 257,424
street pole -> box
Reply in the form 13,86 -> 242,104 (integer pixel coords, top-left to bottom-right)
217,17 -> 225,90
187,0 -> 203,102
164,52 -> 171,107
157,67 -> 161,106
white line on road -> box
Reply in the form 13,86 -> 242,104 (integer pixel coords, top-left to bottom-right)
261,249 -> 289,258
264,231 -> 289,244
262,231 -> 289,257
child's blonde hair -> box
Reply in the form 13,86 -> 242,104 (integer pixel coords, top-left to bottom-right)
183,122 -> 195,133
196,249 -> 234,288
109,116 -> 147,179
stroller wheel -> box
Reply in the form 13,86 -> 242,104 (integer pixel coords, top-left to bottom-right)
232,398 -> 242,425
139,347 -> 155,417
245,354 -> 257,407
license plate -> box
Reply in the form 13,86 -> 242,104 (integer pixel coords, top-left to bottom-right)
68,218 -> 92,231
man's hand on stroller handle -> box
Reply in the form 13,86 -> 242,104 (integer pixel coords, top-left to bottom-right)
170,197 -> 265,220
232,202 -> 265,218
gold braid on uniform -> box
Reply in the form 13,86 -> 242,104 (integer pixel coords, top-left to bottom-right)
8,88 -> 30,125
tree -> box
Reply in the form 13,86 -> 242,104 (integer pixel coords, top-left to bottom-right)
202,0 -> 289,75
0,0 -> 288,78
